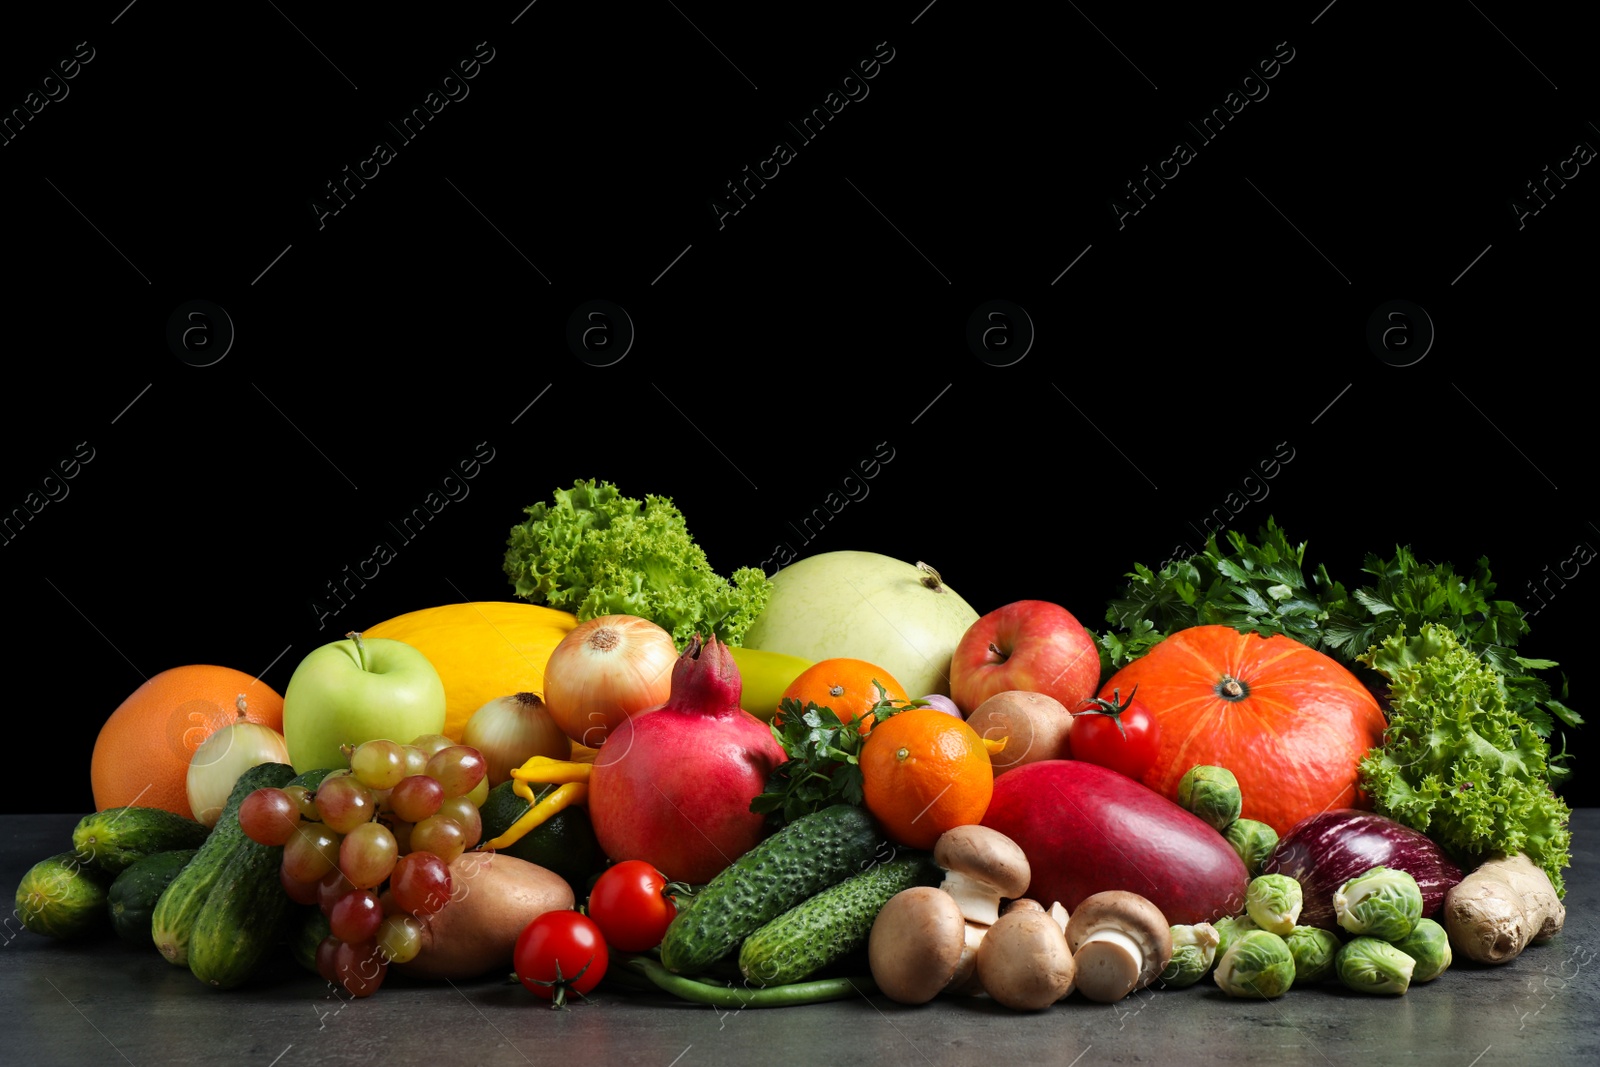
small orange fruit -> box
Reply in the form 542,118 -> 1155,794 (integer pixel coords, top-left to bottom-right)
860,706 -> 994,850
90,665 -> 284,820
779,657 -> 909,727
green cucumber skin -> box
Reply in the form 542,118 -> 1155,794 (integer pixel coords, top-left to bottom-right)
72,808 -> 210,876
186,836 -> 292,989
738,850 -> 940,986
107,849 -> 199,945
150,762 -> 296,966
658,804 -> 882,976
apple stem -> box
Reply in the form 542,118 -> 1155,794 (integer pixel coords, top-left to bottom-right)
987,642 -> 1009,664
346,631 -> 370,672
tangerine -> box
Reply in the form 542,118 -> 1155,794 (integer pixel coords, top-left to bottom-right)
90,665 -> 284,820
860,706 -> 994,850
779,657 -> 908,728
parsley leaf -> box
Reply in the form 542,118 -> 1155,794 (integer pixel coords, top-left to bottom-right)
750,682 -> 919,830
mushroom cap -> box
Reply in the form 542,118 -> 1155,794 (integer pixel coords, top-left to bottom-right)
1065,891 -> 1174,996
1002,898 -> 1045,915
976,908 -> 1076,1011
868,887 -> 968,1005
933,825 -> 1031,897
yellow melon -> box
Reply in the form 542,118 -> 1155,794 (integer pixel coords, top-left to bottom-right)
362,602 -> 578,742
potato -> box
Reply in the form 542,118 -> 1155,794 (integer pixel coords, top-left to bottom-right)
965,691 -> 1073,774
393,851 -> 574,980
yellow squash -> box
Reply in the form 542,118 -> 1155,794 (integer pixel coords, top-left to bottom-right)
362,602 -> 578,742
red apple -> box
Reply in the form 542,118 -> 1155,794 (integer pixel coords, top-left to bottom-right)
949,601 -> 1101,715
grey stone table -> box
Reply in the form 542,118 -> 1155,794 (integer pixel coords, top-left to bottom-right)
4,812 -> 1597,1067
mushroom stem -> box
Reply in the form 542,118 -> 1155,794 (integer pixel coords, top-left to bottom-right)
1081,928 -> 1145,973
940,870 -> 1004,926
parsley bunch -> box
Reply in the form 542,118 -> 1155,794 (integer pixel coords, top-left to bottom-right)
750,683 -> 920,830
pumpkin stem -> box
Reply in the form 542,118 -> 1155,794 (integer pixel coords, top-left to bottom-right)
1216,675 -> 1249,701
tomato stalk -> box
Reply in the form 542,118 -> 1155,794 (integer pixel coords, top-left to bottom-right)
1073,684 -> 1141,739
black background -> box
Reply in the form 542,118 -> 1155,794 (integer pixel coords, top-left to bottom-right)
3,2 -> 1593,814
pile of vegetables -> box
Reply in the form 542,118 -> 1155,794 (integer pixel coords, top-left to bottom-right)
1099,519 -> 1577,899
503,479 -> 772,648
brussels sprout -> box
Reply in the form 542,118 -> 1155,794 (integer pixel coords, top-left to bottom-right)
1245,874 -> 1303,935
1158,922 -> 1221,988
1176,765 -> 1242,830
1391,918 -> 1452,982
1284,925 -> 1342,984
1333,866 -> 1423,941
1224,818 -> 1278,878
1335,936 -> 1415,994
1214,929 -> 1296,999
1213,913 -> 1258,960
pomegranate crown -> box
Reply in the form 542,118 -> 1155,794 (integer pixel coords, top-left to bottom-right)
671,633 -> 744,712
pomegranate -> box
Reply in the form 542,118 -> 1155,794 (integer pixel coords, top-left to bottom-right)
587,634 -> 786,884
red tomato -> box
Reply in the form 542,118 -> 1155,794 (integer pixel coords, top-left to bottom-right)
586,860 -> 677,952
514,911 -> 609,1008
1069,686 -> 1160,780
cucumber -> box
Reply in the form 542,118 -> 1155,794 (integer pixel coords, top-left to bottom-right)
288,768 -> 337,791
150,762 -> 296,966
107,849 -> 198,945
187,829 -> 294,989
738,849 -> 941,986
15,851 -> 113,939
291,908 -> 331,975
658,804 -> 882,975
72,807 -> 209,876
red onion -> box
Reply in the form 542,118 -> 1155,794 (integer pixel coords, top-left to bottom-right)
1262,809 -> 1463,931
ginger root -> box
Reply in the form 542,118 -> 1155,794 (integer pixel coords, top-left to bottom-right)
1441,852 -> 1565,964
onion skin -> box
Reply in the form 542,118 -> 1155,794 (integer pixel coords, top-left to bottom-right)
1262,809 -> 1463,931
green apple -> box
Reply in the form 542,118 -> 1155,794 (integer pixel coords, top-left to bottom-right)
282,632 -> 447,772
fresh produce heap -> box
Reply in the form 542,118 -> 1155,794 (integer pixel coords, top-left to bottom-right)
1099,519 -> 1574,893
17,483 -> 1579,1015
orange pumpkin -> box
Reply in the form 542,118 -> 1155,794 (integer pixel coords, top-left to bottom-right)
1099,625 -> 1387,835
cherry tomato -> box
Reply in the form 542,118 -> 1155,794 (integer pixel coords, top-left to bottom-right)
513,911 -> 609,1008
586,860 -> 677,952
1070,686 -> 1160,780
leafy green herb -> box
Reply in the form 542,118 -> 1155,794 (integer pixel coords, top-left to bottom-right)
503,478 -> 772,648
1097,518 -> 1579,782
1357,625 -> 1572,895
751,683 -> 917,830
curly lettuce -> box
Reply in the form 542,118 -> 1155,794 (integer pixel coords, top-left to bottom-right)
503,479 -> 771,648
1357,624 -> 1571,895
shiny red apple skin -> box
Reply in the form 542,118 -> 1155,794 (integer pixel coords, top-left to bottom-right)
948,600 -> 1102,716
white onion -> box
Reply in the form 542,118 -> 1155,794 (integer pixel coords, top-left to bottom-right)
542,614 -> 678,747
187,722 -> 290,827
463,692 -> 572,786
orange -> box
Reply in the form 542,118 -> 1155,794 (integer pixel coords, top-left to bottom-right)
779,657 -> 909,728
90,665 -> 284,820
860,706 -> 994,850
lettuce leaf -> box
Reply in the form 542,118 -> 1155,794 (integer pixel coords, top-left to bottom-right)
1358,624 -> 1571,895
503,479 -> 771,648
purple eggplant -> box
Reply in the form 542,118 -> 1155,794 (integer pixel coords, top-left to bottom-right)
1262,809 -> 1463,931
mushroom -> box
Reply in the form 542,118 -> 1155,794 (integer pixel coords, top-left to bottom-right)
933,825 -> 1031,926
975,908 -> 1077,1010
1002,898 -> 1044,915
868,886 -> 968,1005
943,920 -> 991,997
1064,891 -> 1174,1003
